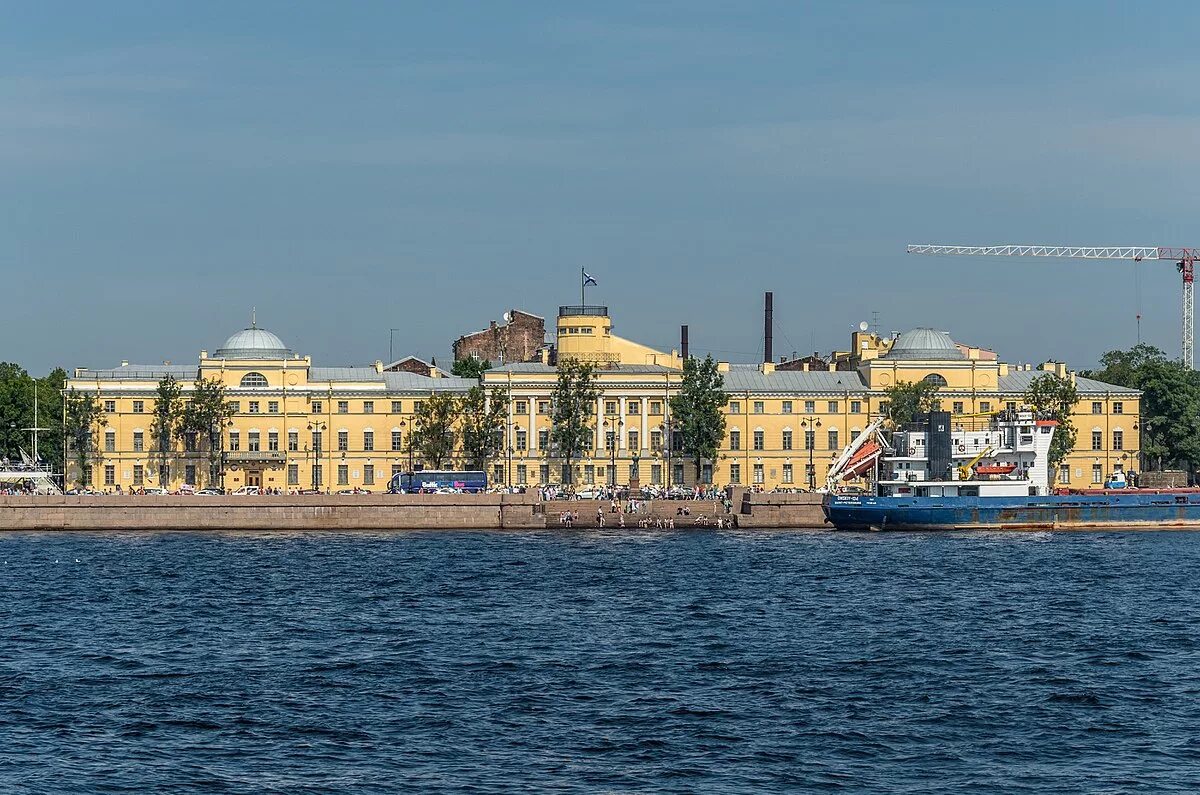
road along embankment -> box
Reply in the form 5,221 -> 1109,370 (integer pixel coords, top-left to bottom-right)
0,493 -> 547,531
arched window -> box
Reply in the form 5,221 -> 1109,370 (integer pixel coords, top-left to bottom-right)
240,372 -> 268,388
922,373 -> 948,387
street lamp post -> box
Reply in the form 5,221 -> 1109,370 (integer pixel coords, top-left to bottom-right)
307,420 -> 327,490
801,416 -> 822,490
603,417 -> 624,489
660,422 -> 673,492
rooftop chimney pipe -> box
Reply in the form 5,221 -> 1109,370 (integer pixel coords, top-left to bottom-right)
681,325 -> 689,360
764,292 -> 774,364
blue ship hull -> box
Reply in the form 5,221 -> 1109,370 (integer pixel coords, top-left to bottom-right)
823,492 -> 1200,531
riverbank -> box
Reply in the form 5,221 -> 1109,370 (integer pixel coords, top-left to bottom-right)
0,492 -> 829,531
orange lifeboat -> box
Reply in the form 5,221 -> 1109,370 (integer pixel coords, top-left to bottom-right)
974,464 -> 1017,476
842,440 -> 883,480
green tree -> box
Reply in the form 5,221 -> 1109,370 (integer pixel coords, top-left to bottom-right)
550,358 -> 600,487
0,362 -> 34,459
1024,373 -> 1080,474
882,379 -> 942,426
459,385 -> 508,471
150,375 -> 184,486
37,368 -> 67,474
1080,344 -> 1168,387
669,354 -> 729,482
451,356 -> 492,380
412,392 -> 460,469
179,377 -> 235,487
63,388 -> 105,488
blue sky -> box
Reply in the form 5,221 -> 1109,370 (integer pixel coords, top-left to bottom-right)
5,1 -> 1199,374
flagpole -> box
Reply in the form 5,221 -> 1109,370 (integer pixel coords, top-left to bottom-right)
581,267 -> 585,305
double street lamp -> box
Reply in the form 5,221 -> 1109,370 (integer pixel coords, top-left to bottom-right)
800,415 -> 822,490
603,417 -> 624,488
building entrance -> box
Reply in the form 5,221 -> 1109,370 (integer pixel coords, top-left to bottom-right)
247,470 -> 262,488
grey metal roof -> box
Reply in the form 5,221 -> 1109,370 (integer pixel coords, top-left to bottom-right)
491,362 -> 676,374
75,364 -> 199,381
382,372 -> 475,392
308,367 -> 385,382
881,328 -> 965,361
998,370 -> 1140,395
722,369 -> 867,393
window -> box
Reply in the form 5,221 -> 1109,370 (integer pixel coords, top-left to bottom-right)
537,401 -> 550,415
673,462 -> 684,485
1092,431 -> 1103,450
288,464 -> 299,486
312,465 -> 323,486
604,430 -> 616,451
804,430 -> 815,450
248,401 -> 260,414
828,401 -> 839,413
850,401 -> 862,414
104,465 -> 115,486
132,400 -> 144,414
650,464 -> 662,485
628,400 -> 640,415
753,463 -> 764,484
133,465 -> 144,486
1092,464 -> 1103,484
337,431 -> 349,451
651,430 -> 663,450
312,400 -> 323,414
952,401 -> 964,414
1113,402 -> 1123,414
288,431 -> 298,452
363,431 -> 374,452
1113,430 -> 1124,450
923,373 -> 948,387
392,464 -> 403,479
105,431 -> 115,452
248,432 -> 260,452
828,429 -> 839,450
363,401 -> 374,414
628,430 -> 639,450
338,465 -> 349,485
240,372 -> 268,388
753,430 -> 765,450
83,465 -> 93,486
730,463 -> 741,484
388,401 -> 401,414
514,400 -> 528,414
364,464 -> 374,486
782,463 -> 793,484
133,431 -> 144,452
1092,402 -> 1103,415
516,430 -> 527,451
414,401 -> 424,412
104,400 -> 116,413
879,401 -> 890,415
753,401 -> 765,414
782,401 -> 793,414
650,401 -> 662,414
268,431 -> 279,451
338,401 -> 349,414
1059,465 -> 1071,485
980,401 -> 991,412
392,430 -> 403,451
229,431 -> 240,451
730,401 -> 741,415
268,401 -> 279,414
516,464 -> 527,484
539,464 -> 550,485
782,430 -> 793,451
311,431 -> 322,453
804,400 -> 815,413
584,464 -> 595,485
605,400 -> 618,415
538,430 -> 550,449
1006,401 -> 1017,412
730,430 -> 741,451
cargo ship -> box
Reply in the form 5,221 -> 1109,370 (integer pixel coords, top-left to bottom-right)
822,409 -> 1200,530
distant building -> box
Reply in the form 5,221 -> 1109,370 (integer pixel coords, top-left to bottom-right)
384,356 -> 448,378
453,310 -> 546,365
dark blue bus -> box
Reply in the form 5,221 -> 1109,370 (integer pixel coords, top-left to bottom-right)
389,470 -> 487,494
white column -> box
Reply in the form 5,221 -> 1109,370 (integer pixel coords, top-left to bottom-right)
619,396 -> 627,448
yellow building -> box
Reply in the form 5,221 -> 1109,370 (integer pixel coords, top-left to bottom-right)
66,311 -> 1140,493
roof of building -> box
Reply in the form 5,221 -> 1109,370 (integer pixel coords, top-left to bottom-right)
723,369 -> 867,393
75,364 -> 201,381
383,372 -> 475,391
880,328 -> 966,361
214,326 -> 293,360
490,362 -> 677,374
998,370 -> 1140,395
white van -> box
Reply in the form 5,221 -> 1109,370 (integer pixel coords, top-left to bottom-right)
230,486 -> 260,496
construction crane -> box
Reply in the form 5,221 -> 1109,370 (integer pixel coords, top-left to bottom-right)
906,244 -> 1200,370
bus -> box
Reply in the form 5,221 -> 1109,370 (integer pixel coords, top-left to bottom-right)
389,470 -> 487,494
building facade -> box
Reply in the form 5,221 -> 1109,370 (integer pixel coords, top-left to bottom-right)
65,309 -> 1140,493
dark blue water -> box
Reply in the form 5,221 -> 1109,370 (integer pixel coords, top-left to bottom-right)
3,530 -> 1199,793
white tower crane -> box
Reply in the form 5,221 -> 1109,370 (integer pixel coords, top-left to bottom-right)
906,244 -> 1199,369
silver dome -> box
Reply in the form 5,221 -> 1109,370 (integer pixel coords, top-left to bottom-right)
881,328 -> 964,361
214,327 -> 292,359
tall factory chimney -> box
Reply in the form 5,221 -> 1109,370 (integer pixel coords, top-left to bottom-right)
680,325 -> 689,360
763,292 -> 774,364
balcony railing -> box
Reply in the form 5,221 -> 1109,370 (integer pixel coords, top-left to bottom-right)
559,305 -> 608,317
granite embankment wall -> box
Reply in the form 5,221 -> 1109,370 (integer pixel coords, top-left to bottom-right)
737,492 -> 828,528
0,493 -> 546,531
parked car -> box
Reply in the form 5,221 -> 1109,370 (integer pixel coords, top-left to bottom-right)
141,487 -> 169,495
196,488 -> 222,496
230,486 -> 260,496
573,487 -> 605,499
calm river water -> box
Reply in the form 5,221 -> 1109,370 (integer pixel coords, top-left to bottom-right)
2,529 -> 1199,793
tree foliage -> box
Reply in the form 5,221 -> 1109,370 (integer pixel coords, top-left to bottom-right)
882,380 -> 942,426
669,355 -> 729,480
412,392 -> 460,469
451,357 -> 492,380
150,376 -> 184,484
1023,373 -> 1079,473
179,377 -> 235,486
64,388 -> 104,486
460,385 -> 508,470
0,363 -> 68,472
550,358 -> 600,486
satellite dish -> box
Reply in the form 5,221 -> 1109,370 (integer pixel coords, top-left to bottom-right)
502,312 -> 512,323
858,321 -> 869,332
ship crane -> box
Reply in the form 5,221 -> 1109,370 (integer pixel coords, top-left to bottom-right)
906,244 -> 1200,370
